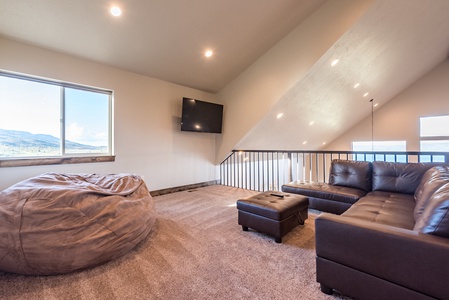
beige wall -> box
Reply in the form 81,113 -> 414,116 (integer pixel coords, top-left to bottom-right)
327,59 -> 449,151
0,37 -> 219,191
215,0 -> 373,163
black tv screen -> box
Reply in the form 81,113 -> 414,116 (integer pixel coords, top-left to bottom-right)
181,98 -> 223,133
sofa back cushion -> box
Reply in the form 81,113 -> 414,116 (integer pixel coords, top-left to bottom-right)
414,182 -> 449,238
372,161 -> 441,194
414,166 -> 449,221
329,159 -> 372,192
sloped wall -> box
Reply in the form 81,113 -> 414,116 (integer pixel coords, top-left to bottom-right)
215,0 -> 373,163
327,59 -> 449,151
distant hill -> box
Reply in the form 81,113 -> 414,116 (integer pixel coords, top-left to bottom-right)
0,128 -> 105,156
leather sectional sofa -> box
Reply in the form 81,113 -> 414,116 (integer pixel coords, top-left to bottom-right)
282,160 -> 449,299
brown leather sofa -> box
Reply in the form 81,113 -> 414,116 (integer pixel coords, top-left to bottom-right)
287,160 -> 449,299
282,160 -> 440,215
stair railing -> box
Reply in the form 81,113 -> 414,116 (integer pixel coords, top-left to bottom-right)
220,150 -> 449,192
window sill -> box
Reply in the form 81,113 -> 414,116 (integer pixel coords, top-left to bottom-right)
0,155 -> 115,168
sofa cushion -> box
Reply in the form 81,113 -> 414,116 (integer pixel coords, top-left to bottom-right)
414,182 -> 449,238
329,160 -> 372,192
372,161 -> 441,194
414,166 -> 449,222
342,191 -> 416,230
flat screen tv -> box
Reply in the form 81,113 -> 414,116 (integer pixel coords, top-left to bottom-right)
181,97 -> 223,134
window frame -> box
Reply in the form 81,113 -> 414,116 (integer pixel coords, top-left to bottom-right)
351,140 -> 407,162
0,70 -> 115,167
419,115 -> 449,152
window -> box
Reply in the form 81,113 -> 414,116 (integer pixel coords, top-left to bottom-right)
352,141 -> 407,162
0,71 -> 113,167
419,115 -> 449,162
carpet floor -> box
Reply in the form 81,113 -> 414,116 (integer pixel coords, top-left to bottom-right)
0,185 -> 348,300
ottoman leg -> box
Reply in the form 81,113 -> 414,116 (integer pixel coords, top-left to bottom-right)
242,225 -> 249,231
275,237 -> 282,243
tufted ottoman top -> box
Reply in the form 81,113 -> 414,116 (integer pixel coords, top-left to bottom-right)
237,191 -> 308,220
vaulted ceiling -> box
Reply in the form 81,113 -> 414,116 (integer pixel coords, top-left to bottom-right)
235,0 -> 449,150
1,0 -> 449,155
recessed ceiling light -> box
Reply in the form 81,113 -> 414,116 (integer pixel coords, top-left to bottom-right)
374,103 -> 379,107
309,121 -> 314,126
205,50 -> 213,57
322,142 -> 327,145
302,141 -> 307,145
354,83 -> 360,88
277,113 -> 283,119
363,92 -> 369,97
110,6 -> 122,17
331,59 -> 339,67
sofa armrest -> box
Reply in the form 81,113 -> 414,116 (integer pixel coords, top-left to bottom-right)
315,213 -> 449,299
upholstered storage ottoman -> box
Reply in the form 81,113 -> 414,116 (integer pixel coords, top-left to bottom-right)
236,191 -> 309,243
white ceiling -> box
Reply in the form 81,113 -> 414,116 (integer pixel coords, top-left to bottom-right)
0,0 -> 326,93
236,0 -> 449,150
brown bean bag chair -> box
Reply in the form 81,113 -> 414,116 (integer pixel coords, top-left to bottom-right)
0,173 -> 156,275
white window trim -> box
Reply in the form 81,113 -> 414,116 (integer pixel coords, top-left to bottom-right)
0,70 -> 115,167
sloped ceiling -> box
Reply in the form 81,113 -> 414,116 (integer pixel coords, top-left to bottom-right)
0,0 -> 326,94
235,0 -> 449,151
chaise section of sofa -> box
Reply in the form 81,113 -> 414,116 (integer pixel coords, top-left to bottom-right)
315,163 -> 449,299
282,160 -> 372,214
315,213 -> 449,300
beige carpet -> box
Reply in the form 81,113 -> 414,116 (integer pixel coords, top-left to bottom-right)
0,185 -> 347,300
